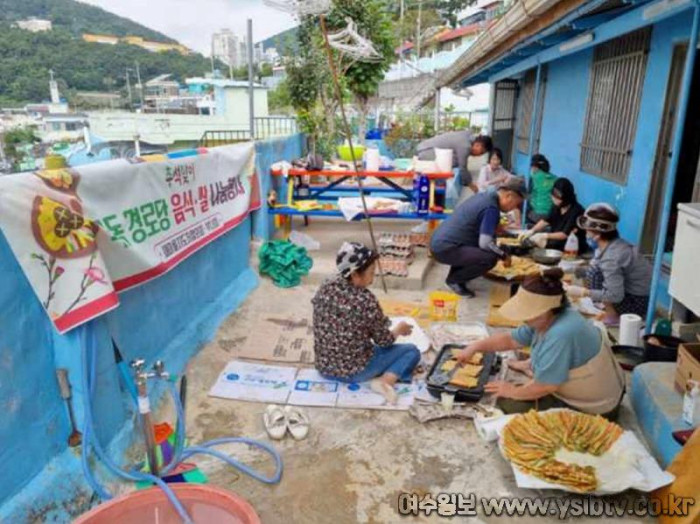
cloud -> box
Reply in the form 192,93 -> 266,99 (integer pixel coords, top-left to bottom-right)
78,0 -> 297,54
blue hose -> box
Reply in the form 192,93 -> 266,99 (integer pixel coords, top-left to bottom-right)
161,381 -> 283,484
80,326 -> 193,522
80,325 -> 283,522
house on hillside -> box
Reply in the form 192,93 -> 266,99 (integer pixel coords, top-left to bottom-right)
40,113 -> 88,143
14,18 -> 52,33
437,0 -> 700,314
143,74 -> 182,111
87,78 -> 271,145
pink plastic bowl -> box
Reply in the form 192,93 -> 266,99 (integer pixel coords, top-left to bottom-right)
74,484 -> 261,524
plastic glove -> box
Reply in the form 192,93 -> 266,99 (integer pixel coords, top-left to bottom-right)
565,284 -> 589,298
517,229 -> 536,243
530,232 -> 548,249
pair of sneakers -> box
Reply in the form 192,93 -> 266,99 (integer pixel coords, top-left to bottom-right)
263,405 -> 310,440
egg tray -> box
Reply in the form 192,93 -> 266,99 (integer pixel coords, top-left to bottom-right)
426,344 -> 500,402
378,257 -> 410,278
379,246 -> 415,260
409,232 -> 430,248
378,232 -> 412,248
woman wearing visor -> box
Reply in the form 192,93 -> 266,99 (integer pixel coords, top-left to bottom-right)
566,204 -> 652,322
456,268 -> 625,419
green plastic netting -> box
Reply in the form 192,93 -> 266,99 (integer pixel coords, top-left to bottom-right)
258,240 -> 314,288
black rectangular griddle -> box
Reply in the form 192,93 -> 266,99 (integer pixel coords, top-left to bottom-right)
426,344 -> 501,402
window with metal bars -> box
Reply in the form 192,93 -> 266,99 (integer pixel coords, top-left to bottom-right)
580,28 -> 651,183
515,67 -> 547,154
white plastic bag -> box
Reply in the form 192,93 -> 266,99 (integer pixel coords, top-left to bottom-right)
445,169 -> 461,208
289,230 -> 320,251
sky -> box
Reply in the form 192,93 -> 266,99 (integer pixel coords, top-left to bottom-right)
79,0 -> 297,55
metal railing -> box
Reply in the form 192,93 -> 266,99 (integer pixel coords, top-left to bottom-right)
255,116 -> 298,139
199,130 -> 251,148
199,117 -> 298,148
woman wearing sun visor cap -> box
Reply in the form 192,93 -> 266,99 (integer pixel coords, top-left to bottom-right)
566,203 -> 652,324
455,268 -> 625,418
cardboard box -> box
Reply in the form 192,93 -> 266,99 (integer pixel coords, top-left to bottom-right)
675,343 -> 700,393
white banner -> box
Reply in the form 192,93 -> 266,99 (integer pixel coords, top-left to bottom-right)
0,143 -> 260,334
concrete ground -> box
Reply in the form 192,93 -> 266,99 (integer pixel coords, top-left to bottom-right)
181,218 -> 653,524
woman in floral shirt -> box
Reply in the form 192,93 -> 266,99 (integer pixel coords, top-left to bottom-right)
312,242 -> 419,404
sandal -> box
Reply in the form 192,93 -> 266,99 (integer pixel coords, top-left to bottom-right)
284,406 -> 310,440
263,405 -> 287,440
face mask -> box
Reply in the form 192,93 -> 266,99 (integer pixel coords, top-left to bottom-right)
587,235 -> 599,251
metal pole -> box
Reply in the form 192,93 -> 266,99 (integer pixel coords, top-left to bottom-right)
646,2 -> 700,332
416,0 -> 423,58
523,62 -> 542,226
319,15 -> 387,293
135,61 -> 144,109
434,88 -> 441,132
247,19 -> 255,140
125,69 -> 133,109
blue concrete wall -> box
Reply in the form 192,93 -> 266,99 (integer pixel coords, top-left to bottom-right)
511,13 -> 693,245
631,363 -> 685,467
252,134 -> 305,240
0,232 -> 70,506
0,136 -> 301,521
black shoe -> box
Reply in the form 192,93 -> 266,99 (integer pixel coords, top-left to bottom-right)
446,281 -> 475,298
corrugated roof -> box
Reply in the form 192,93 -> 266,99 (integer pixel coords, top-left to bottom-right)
437,22 -> 485,42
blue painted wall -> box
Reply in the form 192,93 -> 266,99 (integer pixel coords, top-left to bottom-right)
0,136 -> 302,521
511,13 -> 693,245
252,134 -> 305,240
0,232 -> 70,505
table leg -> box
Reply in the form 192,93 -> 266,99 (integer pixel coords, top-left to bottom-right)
286,176 -> 294,207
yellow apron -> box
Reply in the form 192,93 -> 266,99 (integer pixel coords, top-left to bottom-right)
553,322 -> 626,414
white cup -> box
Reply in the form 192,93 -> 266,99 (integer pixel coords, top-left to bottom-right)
441,392 -> 455,413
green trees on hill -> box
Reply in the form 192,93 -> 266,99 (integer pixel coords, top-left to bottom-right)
0,0 -> 175,42
0,25 -> 221,105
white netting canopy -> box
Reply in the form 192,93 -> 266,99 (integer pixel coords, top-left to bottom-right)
262,0 -> 331,17
327,18 -> 383,62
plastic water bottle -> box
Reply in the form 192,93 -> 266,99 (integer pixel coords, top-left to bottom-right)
415,174 -> 430,215
564,230 -> 579,259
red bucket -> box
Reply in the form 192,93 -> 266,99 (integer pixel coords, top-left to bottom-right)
74,484 -> 261,524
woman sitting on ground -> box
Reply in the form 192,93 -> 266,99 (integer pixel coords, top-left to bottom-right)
566,203 -> 653,323
519,177 -> 588,254
312,242 -> 420,404
477,148 -> 512,193
457,268 -> 625,419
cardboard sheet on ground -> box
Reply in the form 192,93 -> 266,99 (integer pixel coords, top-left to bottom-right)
221,317 -> 314,363
336,381 -> 416,411
490,411 -> 675,494
288,368 -> 339,407
390,317 -> 431,353
208,361 -> 296,404
210,361 -> 417,410
379,299 -> 432,328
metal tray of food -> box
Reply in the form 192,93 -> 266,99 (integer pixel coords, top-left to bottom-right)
426,344 -> 500,402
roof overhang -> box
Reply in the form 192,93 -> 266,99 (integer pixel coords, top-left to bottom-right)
436,0 -> 693,89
